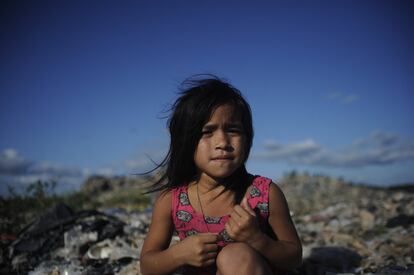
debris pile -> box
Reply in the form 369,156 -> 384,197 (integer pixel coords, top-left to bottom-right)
280,174 -> 414,274
1,174 -> 413,274
2,204 -> 147,274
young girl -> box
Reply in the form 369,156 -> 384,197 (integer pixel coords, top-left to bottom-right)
140,76 -> 302,275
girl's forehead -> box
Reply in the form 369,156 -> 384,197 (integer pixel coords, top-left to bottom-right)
206,104 -> 242,124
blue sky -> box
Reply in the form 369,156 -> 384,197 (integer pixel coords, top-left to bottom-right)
1,1 -> 413,194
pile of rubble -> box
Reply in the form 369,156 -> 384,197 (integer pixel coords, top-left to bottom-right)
1,204 -> 149,274
280,174 -> 414,274
1,174 -> 413,274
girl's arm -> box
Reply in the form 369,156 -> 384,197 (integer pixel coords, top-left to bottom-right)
225,183 -> 302,271
140,191 -> 219,275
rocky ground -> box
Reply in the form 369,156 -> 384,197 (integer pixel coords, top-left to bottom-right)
280,173 -> 414,274
1,173 -> 414,274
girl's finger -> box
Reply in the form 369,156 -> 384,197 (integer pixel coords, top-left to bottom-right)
204,243 -> 218,252
233,205 -> 250,219
199,233 -> 219,243
230,207 -> 243,219
241,196 -> 256,216
227,217 -> 239,232
206,251 -> 217,259
241,196 -> 249,209
225,221 -> 235,238
202,258 -> 216,267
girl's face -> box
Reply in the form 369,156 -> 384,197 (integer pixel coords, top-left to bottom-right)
194,104 -> 246,182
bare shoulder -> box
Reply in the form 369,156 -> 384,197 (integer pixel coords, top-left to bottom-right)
141,190 -> 174,255
268,181 -> 289,210
268,181 -> 294,231
155,189 -> 172,207
152,189 -> 173,218
267,182 -> 301,245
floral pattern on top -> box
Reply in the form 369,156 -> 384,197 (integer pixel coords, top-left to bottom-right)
171,176 -> 272,248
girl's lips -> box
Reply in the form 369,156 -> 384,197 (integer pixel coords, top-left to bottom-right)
211,156 -> 234,160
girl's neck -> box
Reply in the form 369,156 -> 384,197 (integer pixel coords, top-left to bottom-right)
189,177 -> 236,216
196,174 -> 227,192
192,167 -> 251,204
190,175 -> 233,205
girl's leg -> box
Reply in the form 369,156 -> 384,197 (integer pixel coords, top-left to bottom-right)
216,243 -> 273,275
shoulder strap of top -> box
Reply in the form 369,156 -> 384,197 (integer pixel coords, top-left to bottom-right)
171,185 -> 192,215
171,185 -> 186,218
171,187 -> 178,219
247,176 -> 272,215
252,176 -> 272,193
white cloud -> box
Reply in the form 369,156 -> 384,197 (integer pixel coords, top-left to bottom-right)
94,167 -> 116,177
29,161 -> 84,177
259,139 -> 322,160
342,94 -> 360,104
123,149 -> 167,172
328,92 -> 360,105
124,158 -> 153,170
0,148 -> 32,175
255,131 -> 414,168
0,148 -> 168,195
0,148 -> 87,192
352,131 -> 398,148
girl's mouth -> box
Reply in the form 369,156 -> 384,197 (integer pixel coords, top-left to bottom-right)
211,156 -> 234,161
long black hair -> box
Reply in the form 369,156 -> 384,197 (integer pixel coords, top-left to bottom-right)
146,75 -> 254,203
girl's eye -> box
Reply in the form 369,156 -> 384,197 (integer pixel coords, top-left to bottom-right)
201,130 -> 213,135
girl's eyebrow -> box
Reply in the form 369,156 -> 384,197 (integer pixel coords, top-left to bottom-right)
202,124 -> 217,130
225,123 -> 243,128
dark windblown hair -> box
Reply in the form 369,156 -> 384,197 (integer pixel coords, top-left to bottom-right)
146,75 -> 254,202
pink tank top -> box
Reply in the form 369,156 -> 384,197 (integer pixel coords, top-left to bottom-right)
171,176 -> 272,247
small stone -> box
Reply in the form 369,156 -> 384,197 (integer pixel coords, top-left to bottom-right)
360,210 -> 375,230
386,214 -> 414,228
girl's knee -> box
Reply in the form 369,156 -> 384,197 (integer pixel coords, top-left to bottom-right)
217,243 -> 270,274
217,243 -> 253,265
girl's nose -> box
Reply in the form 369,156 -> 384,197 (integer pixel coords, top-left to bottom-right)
215,130 -> 231,150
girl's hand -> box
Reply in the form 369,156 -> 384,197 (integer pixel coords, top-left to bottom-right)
225,197 -> 263,244
174,233 -> 219,267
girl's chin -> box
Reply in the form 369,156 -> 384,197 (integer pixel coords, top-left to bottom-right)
200,171 -> 238,182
